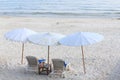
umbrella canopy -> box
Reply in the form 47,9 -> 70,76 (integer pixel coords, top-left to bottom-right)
5,28 -> 37,43
4,28 -> 37,64
28,32 -> 65,64
59,32 -> 104,74
60,32 -> 103,46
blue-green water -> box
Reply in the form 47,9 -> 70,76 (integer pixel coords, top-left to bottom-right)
0,0 -> 120,18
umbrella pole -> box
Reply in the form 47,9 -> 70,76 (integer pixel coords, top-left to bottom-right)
81,46 -> 86,74
21,43 -> 24,64
48,46 -> 50,65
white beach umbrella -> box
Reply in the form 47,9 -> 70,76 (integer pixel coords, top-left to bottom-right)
4,28 -> 37,64
59,32 -> 104,74
28,32 -> 65,64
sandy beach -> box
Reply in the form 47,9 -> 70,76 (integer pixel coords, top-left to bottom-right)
0,16 -> 120,80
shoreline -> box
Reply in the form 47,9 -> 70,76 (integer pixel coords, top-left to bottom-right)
0,15 -> 120,20
0,13 -> 119,20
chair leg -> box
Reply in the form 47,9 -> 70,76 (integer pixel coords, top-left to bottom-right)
38,67 -> 41,74
46,68 -> 49,75
50,65 -> 52,72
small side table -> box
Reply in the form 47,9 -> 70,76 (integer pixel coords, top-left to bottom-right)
38,63 -> 51,75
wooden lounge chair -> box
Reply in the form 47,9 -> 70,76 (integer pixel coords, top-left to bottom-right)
49,58 -> 66,78
26,56 -> 39,73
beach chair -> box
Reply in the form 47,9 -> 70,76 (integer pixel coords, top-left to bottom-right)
26,56 -> 39,73
49,59 -> 66,78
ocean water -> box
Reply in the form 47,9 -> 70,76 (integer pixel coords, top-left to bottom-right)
0,0 -> 120,18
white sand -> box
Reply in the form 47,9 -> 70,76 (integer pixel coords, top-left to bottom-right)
0,16 -> 120,80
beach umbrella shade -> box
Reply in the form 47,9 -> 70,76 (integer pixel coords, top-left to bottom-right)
28,32 -> 65,64
59,32 -> 104,74
4,28 -> 37,64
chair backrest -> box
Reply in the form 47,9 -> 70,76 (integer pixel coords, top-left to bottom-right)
26,56 -> 38,67
52,59 -> 65,71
